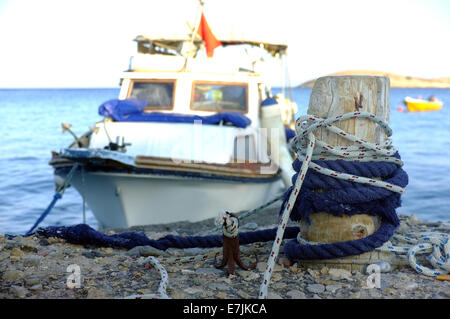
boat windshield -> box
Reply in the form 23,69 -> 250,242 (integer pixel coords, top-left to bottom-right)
128,80 -> 175,110
191,82 -> 247,113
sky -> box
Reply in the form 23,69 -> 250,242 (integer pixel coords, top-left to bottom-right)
0,0 -> 449,88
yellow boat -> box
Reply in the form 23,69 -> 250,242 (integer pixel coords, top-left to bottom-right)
404,96 -> 443,112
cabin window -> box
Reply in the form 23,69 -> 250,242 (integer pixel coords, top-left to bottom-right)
191,82 -> 248,113
128,80 -> 176,110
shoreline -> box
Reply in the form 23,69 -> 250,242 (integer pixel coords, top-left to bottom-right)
1,207 -> 449,299
299,70 -> 450,89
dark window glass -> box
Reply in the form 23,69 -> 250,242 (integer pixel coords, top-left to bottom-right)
129,81 -> 175,109
192,83 -> 247,112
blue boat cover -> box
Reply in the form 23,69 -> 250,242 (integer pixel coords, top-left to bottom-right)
285,127 -> 296,142
98,99 -> 251,128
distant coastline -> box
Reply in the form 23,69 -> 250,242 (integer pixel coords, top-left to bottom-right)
299,70 -> 450,88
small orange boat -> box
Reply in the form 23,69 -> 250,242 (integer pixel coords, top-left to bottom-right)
403,96 -> 443,112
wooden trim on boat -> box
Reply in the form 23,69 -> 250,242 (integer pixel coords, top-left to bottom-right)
134,156 -> 279,178
49,152 -> 280,180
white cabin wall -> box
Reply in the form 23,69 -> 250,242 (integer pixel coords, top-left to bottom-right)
119,79 -> 131,100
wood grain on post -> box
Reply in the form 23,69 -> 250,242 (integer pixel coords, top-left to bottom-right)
298,76 -> 391,270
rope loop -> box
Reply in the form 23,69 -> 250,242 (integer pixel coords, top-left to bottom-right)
258,111 -> 408,299
376,234 -> 450,276
215,211 -> 239,238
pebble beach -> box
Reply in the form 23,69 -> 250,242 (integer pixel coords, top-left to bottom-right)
1,204 -> 449,300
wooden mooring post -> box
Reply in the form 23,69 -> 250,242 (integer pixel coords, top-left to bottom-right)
297,75 -> 394,271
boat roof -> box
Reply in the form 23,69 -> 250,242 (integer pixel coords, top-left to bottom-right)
134,14 -> 288,57
135,35 -> 287,57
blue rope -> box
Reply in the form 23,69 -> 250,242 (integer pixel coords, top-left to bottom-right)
277,154 -> 408,260
35,223 -> 300,250
284,222 -> 396,260
284,154 -> 408,225
25,193 -> 62,236
23,163 -> 80,237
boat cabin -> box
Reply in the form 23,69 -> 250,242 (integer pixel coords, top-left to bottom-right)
87,36 -> 288,167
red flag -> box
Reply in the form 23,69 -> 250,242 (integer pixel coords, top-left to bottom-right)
197,12 -> 222,58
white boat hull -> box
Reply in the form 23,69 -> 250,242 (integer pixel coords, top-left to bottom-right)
56,169 -> 283,229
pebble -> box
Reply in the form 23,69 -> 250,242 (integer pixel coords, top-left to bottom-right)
3,270 -> 24,281
82,250 -> 104,259
306,284 -> 325,294
10,256 -> 21,263
326,284 -> 342,293
209,283 -> 229,291
39,238 -> 49,246
137,289 -> 153,295
195,267 -> 223,275
10,285 -> 28,298
126,245 -> 167,258
237,290 -> 251,299
184,287 -> 203,294
237,270 -> 259,281
87,287 -> 108,299
350,291 -> 361,299
29,284 -> 43,292
25,276 -> 42,287
11,248 -> 24,256
405,282 -> 419,290
267,292 -> 282,299
23,255 -> 42,267
181,269 -> 195,275
328,268 -> 352,281
366,261 -> 391,273
256,261 -> 266,272
408,214 -> 420,225
286,289 -> 306,299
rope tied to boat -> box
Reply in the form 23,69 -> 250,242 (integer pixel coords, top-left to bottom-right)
24,163 -> 80,236
258,111 -> 408,299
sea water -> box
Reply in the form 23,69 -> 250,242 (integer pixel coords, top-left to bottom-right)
0,87 -> 449,234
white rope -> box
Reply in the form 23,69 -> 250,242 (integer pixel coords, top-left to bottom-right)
375,233 -> 450,276
208,194 -> 284,234
124,256 -> 170,299
216,211 -> 239,238
295,231 -> 450,272
258,111 -> 404,299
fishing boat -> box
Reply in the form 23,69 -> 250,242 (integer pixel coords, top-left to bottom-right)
49,7 -> 296,229
403,96 -> 443,112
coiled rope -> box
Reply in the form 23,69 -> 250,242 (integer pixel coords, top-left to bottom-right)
258,111 -> 408,299
376,234 -> 450,276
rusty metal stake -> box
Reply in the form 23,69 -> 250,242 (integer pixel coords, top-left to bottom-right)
214,212 -> 257,275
